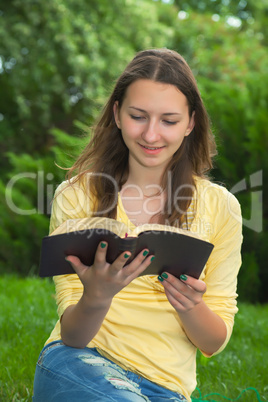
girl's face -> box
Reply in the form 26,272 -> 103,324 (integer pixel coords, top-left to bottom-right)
113,79 -> 195,174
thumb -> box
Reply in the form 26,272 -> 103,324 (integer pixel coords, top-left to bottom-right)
65,256 -> 88,277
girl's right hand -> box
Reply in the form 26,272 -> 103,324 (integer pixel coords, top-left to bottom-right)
65,242 -> 154,306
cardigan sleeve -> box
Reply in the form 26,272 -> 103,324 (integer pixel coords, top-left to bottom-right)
198,184 -> 243,356
49,179 -> 94,318
49,179 -> 94,234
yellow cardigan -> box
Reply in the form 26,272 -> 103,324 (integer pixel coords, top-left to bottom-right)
45,177 -> 242,401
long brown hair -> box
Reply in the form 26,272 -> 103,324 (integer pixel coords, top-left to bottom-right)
67,48 -> 217,227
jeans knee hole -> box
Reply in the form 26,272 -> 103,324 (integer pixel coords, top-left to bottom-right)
104,374 -> 149,401
78,355 -> 109,366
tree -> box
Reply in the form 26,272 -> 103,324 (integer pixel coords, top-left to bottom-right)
0,0 -> 171,159
0,0 -> 172,274
162,8 -> 268,302
172,0 -> 268,44
0,0 -> 267,301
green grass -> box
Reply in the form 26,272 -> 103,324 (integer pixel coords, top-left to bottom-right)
0,275 -> 267,402
192,303 -> 268,402
0,275 -> 57,401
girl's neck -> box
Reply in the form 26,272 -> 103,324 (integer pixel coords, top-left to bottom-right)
124,171 -> 164,198
124,157 -> 168,194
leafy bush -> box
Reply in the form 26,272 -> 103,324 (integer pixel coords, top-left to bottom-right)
0,0 -> 267,301
0,129 -> 84,275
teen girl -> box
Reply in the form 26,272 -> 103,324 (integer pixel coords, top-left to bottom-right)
33,48 -> 242,401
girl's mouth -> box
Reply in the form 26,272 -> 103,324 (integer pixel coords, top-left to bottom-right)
139,143 -> 165,154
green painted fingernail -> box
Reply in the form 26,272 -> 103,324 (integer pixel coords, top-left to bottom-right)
158,275 -> 163,282
161,272 -> 168,279
124,253 -> 130,258
151,256 -> 155,262
100,242 -> 106,248
143,250 -> 149,257
180,274 -> 187,281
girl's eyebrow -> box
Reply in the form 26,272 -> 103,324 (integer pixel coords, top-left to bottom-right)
128,106 -> 182,116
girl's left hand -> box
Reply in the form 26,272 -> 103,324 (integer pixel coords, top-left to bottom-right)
158,273 -> 206,313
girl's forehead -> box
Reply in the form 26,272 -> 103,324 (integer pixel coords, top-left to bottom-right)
122,79 -> 189,111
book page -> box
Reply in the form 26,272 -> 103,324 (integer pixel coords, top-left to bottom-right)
51,217 -> 202,241
134,222 -> 202,240
50,217 -> 132,238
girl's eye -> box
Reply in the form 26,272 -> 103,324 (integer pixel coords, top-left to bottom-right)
130,115 -> 145,121
163,120 -> 177,126
130,115 -> 177,125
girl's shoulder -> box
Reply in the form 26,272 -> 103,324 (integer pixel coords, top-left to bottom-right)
53,174 -> 97,215
192,177 -> 242,243
195,176 -> 238,200
194,176 -> 241,218
54,174 -> 92,199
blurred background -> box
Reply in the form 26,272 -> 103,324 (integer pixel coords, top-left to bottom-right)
0,0 -> 267,303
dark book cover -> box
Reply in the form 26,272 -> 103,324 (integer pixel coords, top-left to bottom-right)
39,225 -> 214,279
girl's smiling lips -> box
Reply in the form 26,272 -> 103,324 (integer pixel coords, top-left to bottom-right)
138,143 -> 166,154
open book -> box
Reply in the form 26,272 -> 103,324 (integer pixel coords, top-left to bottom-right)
39,217 -> 214,278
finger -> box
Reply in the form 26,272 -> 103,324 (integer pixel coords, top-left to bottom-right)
164,287 -> 188,311
159,273 -> 206,309
123,249 -> 155,279
158,276 -> 193,311
65,255 -> 88,277
93,241 -> 108,267
179,275 -> 206,294
159,272 -> 206,295
109,251 -> 132,275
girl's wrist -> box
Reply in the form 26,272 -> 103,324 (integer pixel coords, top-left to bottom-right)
81,290 -> 113,312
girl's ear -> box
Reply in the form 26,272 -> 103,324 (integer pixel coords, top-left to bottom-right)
185,111 -> 195,136
113,101 -> 121,129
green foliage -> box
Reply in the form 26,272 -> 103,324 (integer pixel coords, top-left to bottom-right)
0,129 -> 83,275
0,0 -> 171,158
164,8 -> 268,302
172,0 -> 268,45
237,252 -> 261,303
0,0 -> 171,276
0,0 -> 267,301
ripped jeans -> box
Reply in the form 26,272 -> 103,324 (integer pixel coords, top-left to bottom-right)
33,341 -> 187,402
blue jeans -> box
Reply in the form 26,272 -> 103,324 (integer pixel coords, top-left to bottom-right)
33,341 -> 187,401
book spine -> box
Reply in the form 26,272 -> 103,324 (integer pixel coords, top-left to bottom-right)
119,237 -> 137,254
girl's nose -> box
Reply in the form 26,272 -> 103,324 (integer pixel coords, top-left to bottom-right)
141,120 -> 161,143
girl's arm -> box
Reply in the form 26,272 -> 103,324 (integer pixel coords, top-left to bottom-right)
61,242 -> 154,348
160,187 -> 243,355
159,274 -> 227,355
